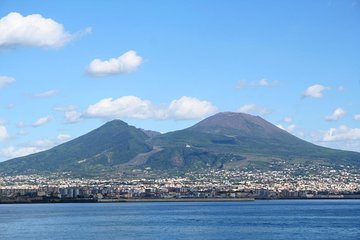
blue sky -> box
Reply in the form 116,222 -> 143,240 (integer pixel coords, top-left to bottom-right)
0,0 -> 359,161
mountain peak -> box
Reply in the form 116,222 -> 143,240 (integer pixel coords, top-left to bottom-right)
190,111 -> 285,138
103,119 -> 129,127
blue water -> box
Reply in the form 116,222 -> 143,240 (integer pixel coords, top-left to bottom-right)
0,200 -> 359,240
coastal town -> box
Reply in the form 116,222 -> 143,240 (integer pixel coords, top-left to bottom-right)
1,163 -> 359,203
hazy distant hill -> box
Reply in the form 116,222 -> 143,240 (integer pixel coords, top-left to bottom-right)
0,112 -> 359,176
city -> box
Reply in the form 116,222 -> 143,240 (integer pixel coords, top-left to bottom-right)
1,163 -> 359,203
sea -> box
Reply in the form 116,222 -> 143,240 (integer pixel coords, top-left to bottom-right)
0,200 -> 359,240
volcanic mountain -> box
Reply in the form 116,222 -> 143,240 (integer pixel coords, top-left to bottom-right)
0,112 -> 359,176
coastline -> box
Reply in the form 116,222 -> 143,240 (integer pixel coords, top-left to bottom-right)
99,198 -> 255,203
2,197 -> 360,204
0,198 -> 255,204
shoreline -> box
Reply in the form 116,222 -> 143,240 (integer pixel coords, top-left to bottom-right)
2,197 -> 360,204
100,198 -> 256,203
0,198 -> 255,204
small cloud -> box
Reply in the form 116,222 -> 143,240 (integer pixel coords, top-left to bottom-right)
276,123 -> 296,133
236,79 -> 279,89
276,124 -> 285,130
283,117 -> 293,124
0,133 -> 71,159
354,114 -> 360,121
287,124 -> 296,132
64,111 -> 82,123
16,121 -> 26,128
0,12 -> 74,48
54,105 -> 82,123
54,105 -> 77,112
17,129 -> 27,136
323,125 -> 360,142
0,76 -> 15,88
32,115 -> 53,127
33,89 -> 57,98
86,50 -> 142,77
57,133 -> 72,143
167,96 -> 218,120
6,103 -> 15,109
0,146 -> 39,159
302,84 -> 329,98
325,107 -> 345,121
74,26 -> 92,39
236,104 -> 271,116
84,27 -> 92,34
276,116 -> 299,134
0,124 -> 8,141
0,133 -> 72,159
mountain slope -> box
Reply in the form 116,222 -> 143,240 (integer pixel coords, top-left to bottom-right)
0,112 -> 359,176
0,120 -> 152,176
147,112 -> 360,170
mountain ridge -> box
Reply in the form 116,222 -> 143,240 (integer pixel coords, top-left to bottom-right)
0,112 -> 359,176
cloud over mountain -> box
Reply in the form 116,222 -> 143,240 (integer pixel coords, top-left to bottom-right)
85,96 -> 217,120
236,104 -> 271,116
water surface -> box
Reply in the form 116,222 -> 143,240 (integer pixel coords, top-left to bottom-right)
0,200 -> 359,240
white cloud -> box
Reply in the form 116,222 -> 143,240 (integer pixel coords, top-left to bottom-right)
85,96 -> 217,120
276,123 -> 296,133
236,79 -> 279,89
64,111 -> 82,123
323,125 -> 360,142
86,96 -> 154,119
32,139 -> 54,148
287,124 -> 296,132
32,115 -> 53,127
167,96 -> 218,120
325,107 -> 346,121
86,50 -> 142,77
57,134 -> 72,143
283,117 -> 293,124
34,89 -> 57,98
0,12 -> 73,48
276,117 -> 302,135
6,103 -> 15,109
302,84 -> 328,98
53,105 -> 82,123
0,76 -> 15,88
276,124 -> 285,130
236,104 -> 271,116
0,146 -> 39,159
16,121 -> 26,128
54,105 -> 77,112
17,129 -> 27,136
0,124 -> 9,141
354,114 -> 360,121
0,133 -> 72,159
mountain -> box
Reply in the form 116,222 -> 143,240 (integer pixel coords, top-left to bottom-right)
0,120 -> 152,176
0,112 -> 359,176
147,112 -> 360,170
